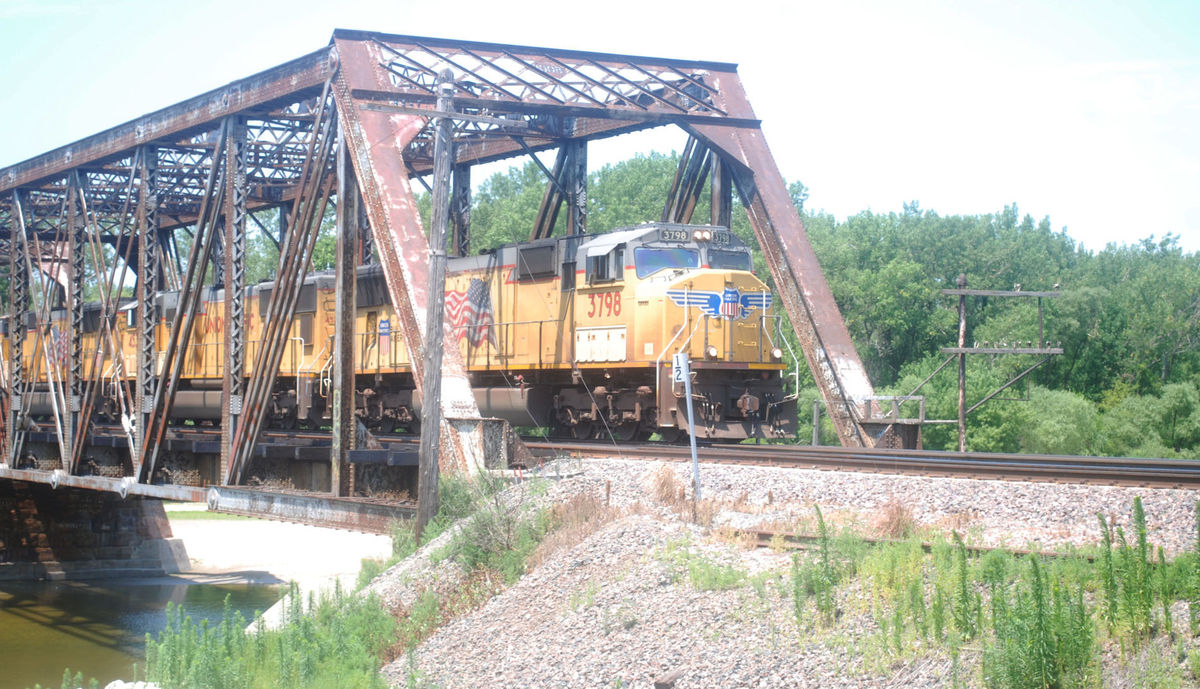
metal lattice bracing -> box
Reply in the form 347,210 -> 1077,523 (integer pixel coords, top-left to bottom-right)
327,31 -> 877,448
0,30 -> 879,497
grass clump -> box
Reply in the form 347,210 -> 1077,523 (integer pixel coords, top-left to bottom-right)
433,474 -> 554,584
874,497 -> 916,539
660,536 -> 747,591
26,669 -> 99,689
982,557 -> 1095,689
146,587 -> 395,689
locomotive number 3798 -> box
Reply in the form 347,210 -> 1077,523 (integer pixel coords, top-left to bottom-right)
586,291 -> 622,318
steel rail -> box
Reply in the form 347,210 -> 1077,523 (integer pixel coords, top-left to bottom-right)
527,441 -> 1200,490
83,423 -> 1200,490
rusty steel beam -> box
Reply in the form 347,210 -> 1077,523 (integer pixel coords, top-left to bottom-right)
710,154 -> 732,228
565,138 -> 587,235
227,94 -> 337,486
66,175 -> 85,465
0,467 -> 206,501
633,62 -> 873,446
531,146 -> 568,241
686,114 -> 876,446
662,136 -> 711,225
333,38 -> 483,474
0,49 -> 333,193
7,192 -> 29,465
450,162 -> 471,255
140,121 -> 231,482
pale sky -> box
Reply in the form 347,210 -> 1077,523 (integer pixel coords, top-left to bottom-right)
1,0 -> 1197,252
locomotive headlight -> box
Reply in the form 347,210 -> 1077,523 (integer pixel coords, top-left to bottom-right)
692,229 -> 712,242
771,347 -> 784,361
705,344 -> 719,359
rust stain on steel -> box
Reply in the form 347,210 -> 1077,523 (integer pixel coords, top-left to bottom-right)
1,49 -> 334,192
332,37 -> 485,473
0,467 -> 206,501
684,75 -> 876,448
208,487 -> 414,534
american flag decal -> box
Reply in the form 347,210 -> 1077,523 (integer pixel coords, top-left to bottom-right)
446,278 -> 496,347
50,326 -> 70,367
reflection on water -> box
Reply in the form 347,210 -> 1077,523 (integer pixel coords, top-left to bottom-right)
0,577 -> 282,689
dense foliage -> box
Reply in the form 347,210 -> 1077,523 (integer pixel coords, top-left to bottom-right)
455,152 -> 1199,457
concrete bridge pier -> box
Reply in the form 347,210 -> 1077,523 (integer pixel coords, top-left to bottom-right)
0,480 -> 189,581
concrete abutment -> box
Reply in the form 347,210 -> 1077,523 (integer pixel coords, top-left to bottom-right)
0,479 -> 188,581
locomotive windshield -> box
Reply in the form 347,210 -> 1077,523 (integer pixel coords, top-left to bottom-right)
708,248 -> 753,272
634,246 -> 700,278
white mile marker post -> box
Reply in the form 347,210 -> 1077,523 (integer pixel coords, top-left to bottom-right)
673,352 -> 701,501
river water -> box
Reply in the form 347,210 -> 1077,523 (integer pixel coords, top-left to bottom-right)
0,577 -> 282,689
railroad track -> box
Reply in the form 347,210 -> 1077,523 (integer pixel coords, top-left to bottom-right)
85,424 -> 1200,491
90,424 -> 1200,489
526,440 -> 1200,490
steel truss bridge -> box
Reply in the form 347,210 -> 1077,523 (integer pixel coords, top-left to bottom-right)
0,30 -> 895,503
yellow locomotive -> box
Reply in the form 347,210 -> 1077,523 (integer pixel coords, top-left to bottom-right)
9,223 -> 798,442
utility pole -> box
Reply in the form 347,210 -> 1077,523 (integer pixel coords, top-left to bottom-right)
416,70 -> 455,539
936,276 -> 1062,452
331,127 -> 359,497
955,273 -> 967,452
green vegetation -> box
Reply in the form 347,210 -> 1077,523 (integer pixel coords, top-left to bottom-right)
775,500 -> 1200,687
147,473 -> 565,689
661,537 -> 730,588
26,669 -> 99,689
146,587 -> 393,689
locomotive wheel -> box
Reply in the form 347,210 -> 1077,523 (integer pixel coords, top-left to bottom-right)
570,420 -> 597,440
602,419 -> 639,442
657,427 -> 686,443
635,408 -> 660,441
551,406 -> 593,440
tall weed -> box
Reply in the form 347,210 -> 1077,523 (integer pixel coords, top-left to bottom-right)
146,587 -> 394,689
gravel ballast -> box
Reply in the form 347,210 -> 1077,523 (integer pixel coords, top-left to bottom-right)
372,456 -> 1200,688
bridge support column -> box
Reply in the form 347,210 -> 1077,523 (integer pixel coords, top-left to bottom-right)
67,175 -> 85,472
7,191 -> 30,467
222,118 -> 248,484
0,479 -> 187,581
135,146 -> 160,480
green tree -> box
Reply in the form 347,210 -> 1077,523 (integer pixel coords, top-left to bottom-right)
1017,387 -> 1098,455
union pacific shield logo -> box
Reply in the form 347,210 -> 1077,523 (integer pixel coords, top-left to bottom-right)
665,288 -> 772,320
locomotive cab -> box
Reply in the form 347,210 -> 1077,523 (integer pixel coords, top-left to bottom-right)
568,224 -> 797,441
